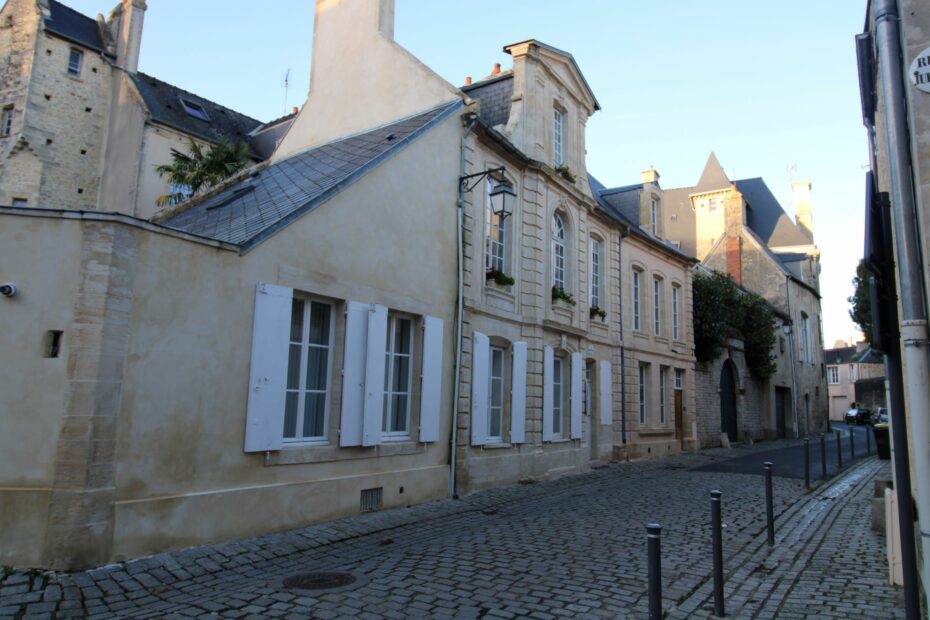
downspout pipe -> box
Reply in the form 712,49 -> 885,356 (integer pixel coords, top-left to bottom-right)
785,276 -> 800,438
449,112 -> 479,499
875,0 -> 930,614
618,230 -> 629,445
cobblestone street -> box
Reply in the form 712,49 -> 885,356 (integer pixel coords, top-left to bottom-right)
0,443 -> 903,619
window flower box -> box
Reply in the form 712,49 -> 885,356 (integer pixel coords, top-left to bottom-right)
486,268 -> 515,287
589,306 -> 607,321
554,164 -> 576,183
551,286 -> 576,306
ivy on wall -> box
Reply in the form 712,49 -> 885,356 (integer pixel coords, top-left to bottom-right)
693,271 -> 778,379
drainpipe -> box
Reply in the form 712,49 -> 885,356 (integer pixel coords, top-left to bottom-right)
449,112 -> 479,499
875,0 -> 930,613
618,230 -> 629,444
784,276 -> 800,437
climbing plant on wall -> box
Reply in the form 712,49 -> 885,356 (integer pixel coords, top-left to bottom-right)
693,271 -> 778,379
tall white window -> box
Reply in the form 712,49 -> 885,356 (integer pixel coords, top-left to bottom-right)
284,298 -> 332,442
552,356 -> 564,437
1,106 -> 12,137
590,237 -> 602,308
849,364 -> 858,382
485,178 -> 506,273
651,198 -> 658,236
67,48 -> 83,77
653,277 -> 663,336
638,365 -> 647,424
827,366 -> 839,384
553,108 -> 564,166
383,315 -> 413,437
799,312 -> 810,363
672,284 -> 681,341
674,368 -> 684,390
488,346 -> 505,441
632,268 -> 642,331
659,367 -> 668,425
552,213 -> 566,290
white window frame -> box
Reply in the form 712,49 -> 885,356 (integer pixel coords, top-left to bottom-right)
674,368 -> 684,390
283,297 -> 333,444
672,284 -> 681,341
383,314 -> 414,439
799,312 -> 810,363
651,198 -> 658,236
590,237 -> 602,308
633,268 -> 642,332
179,96 -> 210,121
552,213 -> 566,290
827,366 -> 840,384
67,48 -> 83,77
553,108 -> 564,166
659,367 -> 668,425
638,364 -> 647,425
653,277 -> 663,337
1,106 -> 12,137
849,364 -> 858,382
552,356 -> 564,438
488,346 -> 505,442
485,178 -> 506,273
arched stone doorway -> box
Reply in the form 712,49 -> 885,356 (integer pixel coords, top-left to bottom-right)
720,360 -> 738,443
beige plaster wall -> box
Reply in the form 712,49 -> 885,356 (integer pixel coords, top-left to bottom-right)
96,71 -> 147,216
134,124 -> 211,219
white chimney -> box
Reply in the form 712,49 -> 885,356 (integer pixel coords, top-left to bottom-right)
109,0 -> 146,73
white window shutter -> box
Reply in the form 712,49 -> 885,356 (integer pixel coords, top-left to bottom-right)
543,345 -> 554,442
471,331 -> 490,446
362,304 -> 388,446
570,352 -> 583,439
340,301 -> 369,446
511,342 -> 527,444
599,360 -> 613,425
419,316 -> 443,443
244,283 -> 293,452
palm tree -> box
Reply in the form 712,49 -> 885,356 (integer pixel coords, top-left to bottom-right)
155,139 -> 252,207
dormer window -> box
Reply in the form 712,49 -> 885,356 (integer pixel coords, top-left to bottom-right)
179,97 -> 210,122
553,108 -> 564,166
651,198 -> 658,236
67,49 -> 83,77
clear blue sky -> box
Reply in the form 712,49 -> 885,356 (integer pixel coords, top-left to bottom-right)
58,0 -> 869,346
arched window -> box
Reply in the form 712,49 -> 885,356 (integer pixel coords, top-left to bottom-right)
485,178 -> 506,273
552,213 -> 566,289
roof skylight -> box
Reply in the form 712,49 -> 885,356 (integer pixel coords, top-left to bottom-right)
179,97 -> 210,122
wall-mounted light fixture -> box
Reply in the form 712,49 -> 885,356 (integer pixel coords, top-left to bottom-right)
460,167 -> 516,222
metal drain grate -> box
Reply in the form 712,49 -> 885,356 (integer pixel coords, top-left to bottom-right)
282,572 -> 356,591
360,487 -> 383,512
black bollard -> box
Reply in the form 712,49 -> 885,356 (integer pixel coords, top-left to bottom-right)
867,426 -> 872,455
836,431 -> 843,468
764,462 -> 775,546
710,491 -> 725,617
804,439 -> 810,490
820,434 -> 827,478
850,428 -> 856,461
646,523 -> 662,620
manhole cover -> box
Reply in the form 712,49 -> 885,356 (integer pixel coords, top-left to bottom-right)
282,572 -> 356,591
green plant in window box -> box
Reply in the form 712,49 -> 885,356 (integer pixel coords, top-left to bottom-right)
485,268 -> 515,287
551,286 -> 577,306
589,306 -> 607,320
554,164 -> 576,183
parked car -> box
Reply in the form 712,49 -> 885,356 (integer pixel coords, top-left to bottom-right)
845,408 -> 872,425
871,407 -> 889,425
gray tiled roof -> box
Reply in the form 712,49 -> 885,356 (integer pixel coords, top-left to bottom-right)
736,177 -> 812,248
162,101 -> 462,251
462,74 -> 514,128
44,0 -> 105,52
130,73 -> 265,155
598,183 -> 643,225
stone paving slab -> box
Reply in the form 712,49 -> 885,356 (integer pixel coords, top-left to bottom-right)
0,442 -> 904,619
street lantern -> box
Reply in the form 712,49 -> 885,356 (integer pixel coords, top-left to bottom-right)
488,179 -> 516,222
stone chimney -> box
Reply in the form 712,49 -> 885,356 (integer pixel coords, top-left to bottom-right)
724,183 -> 745,284
640,168 -> 660,186
791,180 -> 814,241
108,0 -> 146,73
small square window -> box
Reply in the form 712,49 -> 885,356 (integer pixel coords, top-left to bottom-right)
179,97 -> 210,121
12,197 -> 27,207
67,49 -> 83,76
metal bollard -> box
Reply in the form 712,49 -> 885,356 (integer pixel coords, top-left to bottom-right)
710,491 -> 725,617
804,439 -> 810,490
764,462 -> 775,546
867,426 -> 872,455
850,428 -> 856,460
836,431 -> 843,468
820,434 -> 827,478
646,523 -> 662,620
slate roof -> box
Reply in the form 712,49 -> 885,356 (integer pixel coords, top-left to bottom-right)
43,0 -> 105,52
161,101 -> 462,250
825,346 -> 857,364
462,73 -> 514,128
696,152 -> 730,192
130,73 -> 264,154
597,183 -> 643,225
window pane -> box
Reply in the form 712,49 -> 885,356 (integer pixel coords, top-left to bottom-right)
489,406 -> 502,438
392,353 -> 410,393
290,298 -> 305,342
303,393 -> 326,438
392,394 -> 408,432
309,302 -> 330,345
306,346 -> 328,391
491,348 -> 503,377
283,392 -> 298,438
490,377 -> 503,408
286,343 -> 302,390
395,319 -> 411,354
